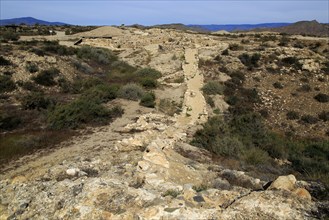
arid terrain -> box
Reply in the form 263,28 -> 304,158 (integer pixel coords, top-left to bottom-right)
0,25 -> 328,219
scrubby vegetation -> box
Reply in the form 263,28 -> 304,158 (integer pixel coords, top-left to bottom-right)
25,62 -> 39,73
117,84 -> 145,101
193,65 -> 329,186
21,92 -> 54,110
48,97 -> 123,129
238,53 -> 261,70
0,40 -> 162,164
0,75 -> 16,93
202,81 -> 224,95
32,67 -> 60,86
0,56 -> 12,66
314,93 -> 329,103
140,92 -> 156,108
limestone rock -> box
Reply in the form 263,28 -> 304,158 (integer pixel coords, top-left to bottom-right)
66,168 -> 80,176
268,174 -> 296,191
293,188 -> 312,201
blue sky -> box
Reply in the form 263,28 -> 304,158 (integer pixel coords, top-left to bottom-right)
1,0 -> 328,25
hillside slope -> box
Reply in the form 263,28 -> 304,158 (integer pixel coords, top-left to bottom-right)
267,20 -> 329,37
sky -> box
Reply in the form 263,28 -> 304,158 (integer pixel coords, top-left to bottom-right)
1,0 -> 328,25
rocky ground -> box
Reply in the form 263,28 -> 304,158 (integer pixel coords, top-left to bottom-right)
1,26 -> 328,219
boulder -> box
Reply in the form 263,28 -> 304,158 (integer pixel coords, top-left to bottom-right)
268,174 -> 296,191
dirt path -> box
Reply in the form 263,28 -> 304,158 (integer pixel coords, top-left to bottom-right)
178,48 -> 207,126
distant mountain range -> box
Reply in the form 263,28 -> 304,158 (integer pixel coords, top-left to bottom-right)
0,17 -> 67,26
188,23 -> 291,32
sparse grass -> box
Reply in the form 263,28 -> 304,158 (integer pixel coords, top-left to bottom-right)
0,130 -> 75,165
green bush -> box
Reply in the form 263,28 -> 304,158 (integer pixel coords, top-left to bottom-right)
191,116 -> 230,151
30,48 -> 45,57
0,56 -> 11,66
300,115 -> 319,124
297,84 -> 312,92
21,92 -> 53,110
281,56 -> 302,69
32,67 -> 59,86
140,77 -> 157,89
82,84 -> 119,103
0,114 -> 21,131
243,147 -> 270,165
0,75 -> 16,93
221,49 -> 229,56
1,30 -> 20,41
72,60 -> 94,74
140,92 -> 156,108
135,68 -> 162,79
205,96 -> 215,108
17,81 -> 40,92
229,43 -> 242,51
286,111 -> 300,120
25,62 -> 39,73
48,97 -> 123,129
273,82 -> 284,89
106,61 -> 137,84
202,81 -> 224,95
318,111 -> 329,122
117,83 -> 145,101
42,42 -> 76,56
211,136 -> 245,158
76,46 -> 117,65
238,53 -> 261,69
314,93 -> 329,103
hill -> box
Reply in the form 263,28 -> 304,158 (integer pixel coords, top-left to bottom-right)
0,17 -> 67,26
266,20 -> 329,37
1,24 -> 328,219
188,23 -> 291,32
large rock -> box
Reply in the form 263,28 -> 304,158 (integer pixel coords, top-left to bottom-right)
268,174 -> 296,191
